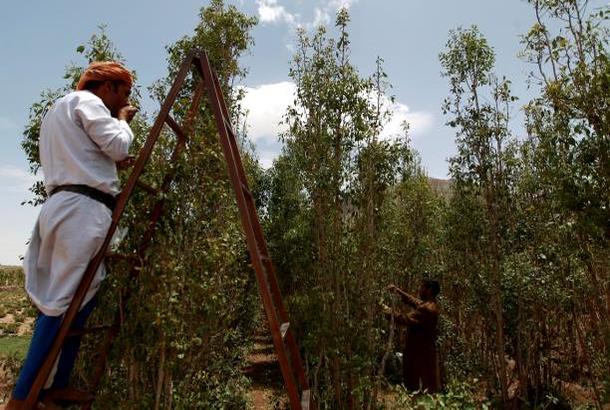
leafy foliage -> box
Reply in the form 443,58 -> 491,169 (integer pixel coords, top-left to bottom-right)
81,2 -> 261,408
266,9 -> 443,408
387,380 -> 491,410
15,1 -> 610,408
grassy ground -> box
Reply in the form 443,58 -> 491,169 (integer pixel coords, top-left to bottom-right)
0,266 -> 34,402
0,284 -> 35,341
0,336 -> 30,360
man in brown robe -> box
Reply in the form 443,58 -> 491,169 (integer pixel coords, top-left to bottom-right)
385,279 -> 441,392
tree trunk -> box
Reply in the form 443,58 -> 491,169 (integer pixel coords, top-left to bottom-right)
154,338 -> 166,410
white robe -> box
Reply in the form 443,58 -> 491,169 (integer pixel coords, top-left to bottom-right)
24,90 -> 133,316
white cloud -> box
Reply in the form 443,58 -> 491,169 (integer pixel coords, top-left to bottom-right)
312,7 -> 331,28
379,99 -> 435,141
255,0 -> 360,29
303,0 -> 359,29
240,81 -> 295,142
0,165 -> 28,179
239,81 -> 434,168
256,0 -> 297,25
239,81 -> 295,168
329,0 -> 358,10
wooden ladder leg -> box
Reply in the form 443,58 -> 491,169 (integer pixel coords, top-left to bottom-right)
195,52 -> 310,410
207,55 -> 310,399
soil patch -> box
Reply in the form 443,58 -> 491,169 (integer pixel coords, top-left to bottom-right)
245,331 -> 286,409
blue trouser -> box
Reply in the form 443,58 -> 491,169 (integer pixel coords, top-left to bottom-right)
12,298 -> 96,400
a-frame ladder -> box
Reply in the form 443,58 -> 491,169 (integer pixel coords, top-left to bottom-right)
23,50 -> 310,410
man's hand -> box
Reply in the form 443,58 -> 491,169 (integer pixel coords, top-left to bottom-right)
118,105 -> 138,123
116,155 -> 135,170
380,302 -> 392,315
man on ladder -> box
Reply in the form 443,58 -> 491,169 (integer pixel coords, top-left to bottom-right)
4,61 -> 137,410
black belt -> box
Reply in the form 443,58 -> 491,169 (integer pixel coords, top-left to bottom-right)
50,184 -> 116,211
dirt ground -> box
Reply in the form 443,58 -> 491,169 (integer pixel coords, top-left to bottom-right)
244,330 -> 286,409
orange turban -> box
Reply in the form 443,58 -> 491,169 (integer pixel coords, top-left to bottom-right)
76,61 -> 133,91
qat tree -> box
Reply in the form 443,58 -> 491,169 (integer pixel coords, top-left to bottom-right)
269,8 -> 438,407
521,0 -> 609,245
85,2 -> 260,408
440,26 -> 519,405
279,10 -> 382,405
521,0 -> 610,405
522,0 -> 609,306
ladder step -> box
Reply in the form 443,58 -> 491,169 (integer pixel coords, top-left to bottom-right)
301,389 -> 311,410
67,325 -> 111,338
165,115 -> 188,143
136,179 -> 159,195
280,322 -> 290,340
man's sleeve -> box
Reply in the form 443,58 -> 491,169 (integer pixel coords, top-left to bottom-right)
405,303 -> 439,328
404,309 -> 425,326
401,292 -> 423,308
75,97 -> 133,161
385,309 -> 411,326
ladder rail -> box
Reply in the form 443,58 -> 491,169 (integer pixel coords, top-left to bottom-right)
196,53 -> 309,409
206,58 -> 309,393
208,70 -> 289,318
223,113 -> 310,392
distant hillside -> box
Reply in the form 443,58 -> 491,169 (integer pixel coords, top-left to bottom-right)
427,177 -> 452,197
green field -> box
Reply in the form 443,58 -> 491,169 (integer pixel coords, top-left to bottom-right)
0,266 -> 33,363
0,336 -> 30,360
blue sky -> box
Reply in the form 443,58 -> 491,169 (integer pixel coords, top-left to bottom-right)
0,0 -> 592,264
